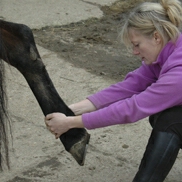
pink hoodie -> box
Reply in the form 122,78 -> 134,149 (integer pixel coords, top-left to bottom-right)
82,34 -> 182,129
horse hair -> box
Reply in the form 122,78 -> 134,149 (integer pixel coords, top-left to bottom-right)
0,58 -> 11,170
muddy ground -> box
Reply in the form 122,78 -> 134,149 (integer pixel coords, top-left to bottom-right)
1,0 -> 182,181
33,0 -> 144,81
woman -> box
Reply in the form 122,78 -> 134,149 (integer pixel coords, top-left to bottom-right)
45,0 -> 182,181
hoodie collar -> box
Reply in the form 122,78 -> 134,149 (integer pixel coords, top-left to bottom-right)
152,33 -> 182,67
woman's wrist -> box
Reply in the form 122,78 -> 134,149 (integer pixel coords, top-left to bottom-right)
69,99 -> 96,115
68,115 -> 84,129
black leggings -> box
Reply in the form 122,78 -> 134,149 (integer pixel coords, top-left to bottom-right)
149,106 -> 182,144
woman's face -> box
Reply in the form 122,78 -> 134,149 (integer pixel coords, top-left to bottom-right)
129,28 -> 164,65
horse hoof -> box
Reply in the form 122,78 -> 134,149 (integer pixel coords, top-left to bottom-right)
69,132 -> 90,166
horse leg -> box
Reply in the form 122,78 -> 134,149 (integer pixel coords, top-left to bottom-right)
0,20 -> 90,165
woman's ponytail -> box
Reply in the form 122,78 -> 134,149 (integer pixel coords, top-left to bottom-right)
160,0 -> 182,28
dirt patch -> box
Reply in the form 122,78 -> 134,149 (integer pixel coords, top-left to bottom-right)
33,0 -> 155,81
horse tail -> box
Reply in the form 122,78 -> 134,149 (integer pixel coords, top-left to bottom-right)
0,58 -> 11,170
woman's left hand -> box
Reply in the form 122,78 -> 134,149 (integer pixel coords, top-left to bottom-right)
45,113 -> 71,139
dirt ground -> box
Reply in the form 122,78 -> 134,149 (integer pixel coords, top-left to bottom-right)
1,0 -> 182,181
33,0 -> 143,82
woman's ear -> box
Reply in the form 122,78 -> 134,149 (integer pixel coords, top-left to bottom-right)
153,31 -> 162,44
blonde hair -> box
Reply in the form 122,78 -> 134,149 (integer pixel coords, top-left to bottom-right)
120,0 -> 182,48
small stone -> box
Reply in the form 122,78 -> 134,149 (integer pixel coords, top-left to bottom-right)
122,144 -> 129,149
88,166 -> 96,170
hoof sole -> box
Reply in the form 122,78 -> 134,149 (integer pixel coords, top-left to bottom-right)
69,132 -> 90,166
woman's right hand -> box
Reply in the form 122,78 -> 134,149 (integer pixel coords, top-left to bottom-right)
69,99 -> 96,115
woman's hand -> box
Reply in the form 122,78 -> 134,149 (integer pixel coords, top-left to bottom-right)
45,113 -> 84,139
45,113 -> 71,139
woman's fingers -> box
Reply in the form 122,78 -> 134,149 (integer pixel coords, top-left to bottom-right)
44,113 -> 69,139
45,113 -> 54,120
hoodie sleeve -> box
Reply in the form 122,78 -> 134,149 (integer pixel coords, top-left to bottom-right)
82,65 -> 182,129
87,62 -> 157,109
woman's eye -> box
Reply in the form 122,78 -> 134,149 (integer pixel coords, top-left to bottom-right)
135,44 -> 139,47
